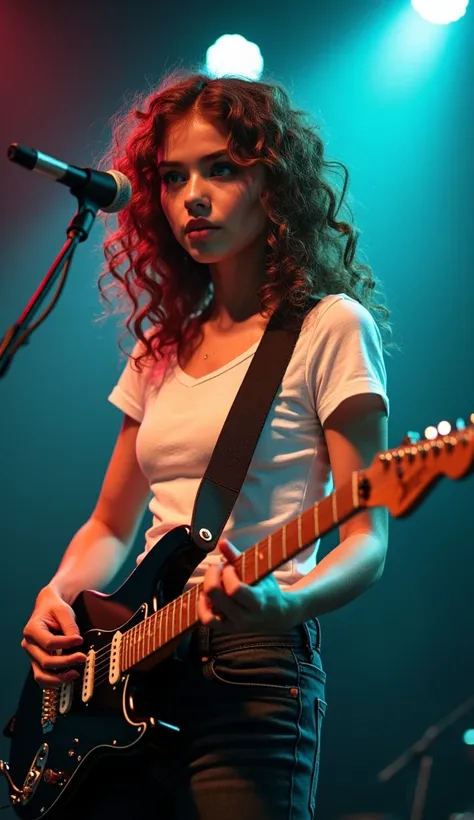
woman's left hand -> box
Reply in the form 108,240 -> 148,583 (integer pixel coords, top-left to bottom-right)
198,539 -> 302,633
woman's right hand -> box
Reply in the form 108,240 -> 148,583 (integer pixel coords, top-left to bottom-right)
21,585 -> 87,687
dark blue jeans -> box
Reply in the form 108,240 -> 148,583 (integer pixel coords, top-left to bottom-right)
70,619 -> 326,820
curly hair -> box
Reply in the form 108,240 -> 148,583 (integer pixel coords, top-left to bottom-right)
97,70 -> 391,369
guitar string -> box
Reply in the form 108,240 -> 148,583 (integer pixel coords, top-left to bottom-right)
61,523 -> 315,693
64,551 -> 281,692
74,587 -> 200,667
71,528 -> 296,669
49,438 -> 471,695
78,590 -> 200,669
64,555 -> 247,671
65,608 -> 199,694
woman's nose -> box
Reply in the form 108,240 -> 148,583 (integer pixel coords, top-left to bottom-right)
185,192 -> 211,214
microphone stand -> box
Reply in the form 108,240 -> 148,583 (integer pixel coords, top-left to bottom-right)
0,195 -> 100,378
377,694 -> 474,820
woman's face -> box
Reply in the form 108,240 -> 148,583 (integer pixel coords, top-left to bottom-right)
158,113 -> 267,266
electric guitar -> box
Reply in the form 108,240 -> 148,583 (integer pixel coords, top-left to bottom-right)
1,416 -> 473,819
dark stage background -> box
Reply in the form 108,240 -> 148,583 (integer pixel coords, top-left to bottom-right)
1,1 -> 473,817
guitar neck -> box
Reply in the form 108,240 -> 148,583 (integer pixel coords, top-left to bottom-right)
120,471 -> 366,672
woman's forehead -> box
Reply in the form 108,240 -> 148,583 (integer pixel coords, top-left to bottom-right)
158,114 -> 228,163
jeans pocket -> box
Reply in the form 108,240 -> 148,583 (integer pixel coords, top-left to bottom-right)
309,697 -> 327,815
208,645 -> 300,694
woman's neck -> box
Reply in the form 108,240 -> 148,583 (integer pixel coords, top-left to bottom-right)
207,244 -> 267,329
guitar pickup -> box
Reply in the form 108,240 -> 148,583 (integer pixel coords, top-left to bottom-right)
81,650 -> 96,703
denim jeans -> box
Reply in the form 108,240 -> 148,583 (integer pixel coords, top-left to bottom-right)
68,619 -> 326,820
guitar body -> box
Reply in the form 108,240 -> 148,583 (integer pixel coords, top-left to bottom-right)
4,526 -> 203,820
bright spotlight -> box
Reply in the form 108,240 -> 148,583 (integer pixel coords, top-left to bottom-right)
463,729 -> 474,745
437,420 -> 451,435
411,0 -> 469,24
205,34 -> 264,80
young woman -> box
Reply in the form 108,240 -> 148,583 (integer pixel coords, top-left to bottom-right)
20,71 -> 391,819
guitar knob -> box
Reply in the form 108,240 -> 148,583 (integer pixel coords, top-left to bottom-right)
43,769 -> 67,786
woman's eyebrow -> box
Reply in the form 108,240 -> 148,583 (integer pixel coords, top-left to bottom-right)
157,150 -> 229,170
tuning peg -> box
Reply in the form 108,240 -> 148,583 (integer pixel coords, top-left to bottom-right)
401,431 -> 420,445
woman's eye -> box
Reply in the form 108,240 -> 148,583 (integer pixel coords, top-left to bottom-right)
161,162 -> 236,187
211,162 -> 236,177
161,171 -> 184,186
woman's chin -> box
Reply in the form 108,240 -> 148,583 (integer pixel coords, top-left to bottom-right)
188,248 -> 228,265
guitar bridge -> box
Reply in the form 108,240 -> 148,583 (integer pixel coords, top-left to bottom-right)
41,689 -> 59,733
0,744 -> 49,806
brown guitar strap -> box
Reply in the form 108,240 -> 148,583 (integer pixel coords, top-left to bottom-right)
189,301 -> 317,553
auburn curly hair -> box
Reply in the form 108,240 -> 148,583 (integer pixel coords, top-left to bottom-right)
98,70 -> 391,369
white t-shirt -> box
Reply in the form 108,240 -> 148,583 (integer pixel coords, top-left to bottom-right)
108,294 -> 389,588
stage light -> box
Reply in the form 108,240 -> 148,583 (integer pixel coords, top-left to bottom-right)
437,420 -> 451,435
205,34 -> 264,80
463,729 -> 474,745
411,0 -> 469,24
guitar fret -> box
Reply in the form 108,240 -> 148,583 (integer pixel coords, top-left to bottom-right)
352,472 -> 359,508
193,586 -> 199,621
282,524 -> 287,559
254,545 -> 258,581
123,632 -> 128,671
313,504 -> 319,538
148,614 -> 153,657
138,620 -> 143,662
268,534 -> 272,570
136,622 -> 141,664
183,591 -> 189,628
241,550 -> 246,583
130,626 -> 135,667
332,492 -> 338,524
298,515 -> 302,548
179,597 -> 183,635
158,609 -> 163,649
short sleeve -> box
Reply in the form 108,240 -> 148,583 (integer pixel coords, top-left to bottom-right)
307,295 -> 389,426
107,339 -> 149,423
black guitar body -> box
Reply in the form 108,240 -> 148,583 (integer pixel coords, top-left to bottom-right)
3,526 -> 204,820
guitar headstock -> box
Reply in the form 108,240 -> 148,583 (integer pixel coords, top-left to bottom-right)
363,415 -> 474,517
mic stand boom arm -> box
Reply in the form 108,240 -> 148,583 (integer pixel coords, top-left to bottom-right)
0,195 -> 99,378
377,694 -> 474,820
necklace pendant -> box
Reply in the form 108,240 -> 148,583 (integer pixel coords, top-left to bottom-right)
203,353 -> 209,360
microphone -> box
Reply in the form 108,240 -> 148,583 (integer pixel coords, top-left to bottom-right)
7,143 -> 132,213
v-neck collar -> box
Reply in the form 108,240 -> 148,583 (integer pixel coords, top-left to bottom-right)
174,341 -> 260,387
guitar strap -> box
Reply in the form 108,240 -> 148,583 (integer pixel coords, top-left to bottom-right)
189,300 -> 317,554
